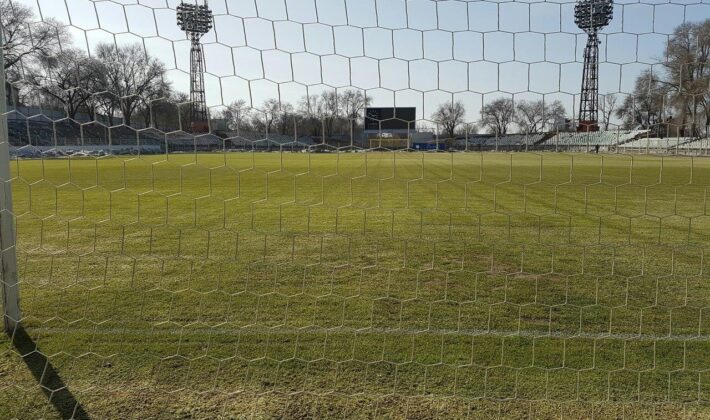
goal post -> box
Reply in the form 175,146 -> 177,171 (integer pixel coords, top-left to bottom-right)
0,29 -> 21,334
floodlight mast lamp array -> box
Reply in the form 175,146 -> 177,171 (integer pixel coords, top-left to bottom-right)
176,1 -> 213,134
575,0 -> 614,133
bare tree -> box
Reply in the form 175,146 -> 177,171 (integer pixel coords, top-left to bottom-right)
77,58 -> 108,121
251,98 -> 283,135
599,93 -> 618,130
513,100 -> 566,134
545,101 -> 567,132
136,91 -> 189,132
319,90 -> 340,138
94,43 -> 168,126
340,89 -> 370,137
275,102 -> 296,136
27,49 -> 99,119
616,70 -> 669,130
222,99 -> 252,133
294,90 -> 370,139
1,0 -> 69,71
298,94 -> 325,137
94,91 -> 122,126
1,0 -> 70,106
514,100 -> 544,134
662,20 -> 710,136
480,98 -> 515,135
432,100 -> 466,139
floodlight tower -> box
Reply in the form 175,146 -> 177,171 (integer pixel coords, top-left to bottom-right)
574,0 -> 613,132
176,1 -> 213,134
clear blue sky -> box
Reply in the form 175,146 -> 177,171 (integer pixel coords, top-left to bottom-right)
14,0 -> 710,127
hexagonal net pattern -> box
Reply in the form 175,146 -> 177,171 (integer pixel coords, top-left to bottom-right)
1,0 -> 710,418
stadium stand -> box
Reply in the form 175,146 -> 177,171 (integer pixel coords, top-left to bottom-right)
540,130 -> 649,148
8,116 -> 167,156
412,141 -> 447,151
678,138 -> 710,151
9,144 -> 163,158
224,134 -> 316,150
9,112 -> 685,156
618,137 -> 698,152
454,133 -> 550,150
165,132 -> 222,152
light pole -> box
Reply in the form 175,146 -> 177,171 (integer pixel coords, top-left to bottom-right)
176,1 -> 214,134
575,0 -> 614,132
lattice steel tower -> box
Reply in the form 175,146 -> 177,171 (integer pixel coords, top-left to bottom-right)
574,0 -> 613,132
177,1 -> 213,134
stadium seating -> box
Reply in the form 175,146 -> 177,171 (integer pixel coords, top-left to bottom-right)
618,137 -> 695,150
224,134 -> 316,150
454,133 -> 548,150
678,138 -> 710,151
7,117 -> 167,155
541,130 -> 648,147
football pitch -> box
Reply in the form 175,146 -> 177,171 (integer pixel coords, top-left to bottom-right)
2,151 -> 710,418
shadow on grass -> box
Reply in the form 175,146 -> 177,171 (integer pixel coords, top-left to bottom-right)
10,326 -> 90,420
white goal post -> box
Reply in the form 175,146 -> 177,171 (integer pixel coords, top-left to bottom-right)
0,29 -> 21,334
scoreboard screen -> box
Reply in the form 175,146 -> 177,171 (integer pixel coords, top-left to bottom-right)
365,107 -> 416,131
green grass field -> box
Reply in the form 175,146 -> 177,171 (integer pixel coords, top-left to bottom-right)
2,151 -> 710,418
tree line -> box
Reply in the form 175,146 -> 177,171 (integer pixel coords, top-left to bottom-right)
3,0 -> 709,138
219,90 -> 370,138
425,98 -> 565,138
2,1 -> 192,131
438,20 -> 710,137
606,20 -> 710,136
0,0 -> 575,139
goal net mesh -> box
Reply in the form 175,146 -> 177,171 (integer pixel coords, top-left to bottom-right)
1,0 -> 710,417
